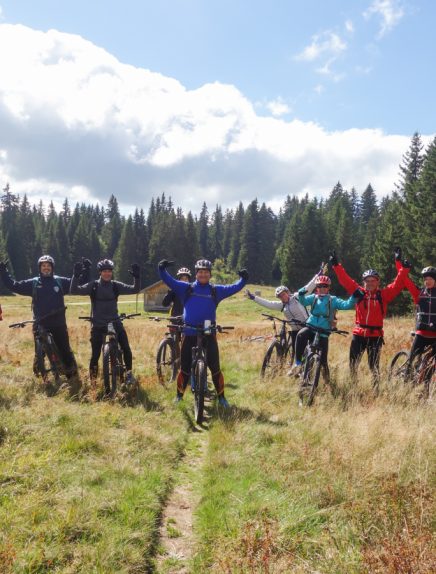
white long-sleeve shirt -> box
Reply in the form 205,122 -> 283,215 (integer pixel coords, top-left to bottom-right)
252,274 -> 318,331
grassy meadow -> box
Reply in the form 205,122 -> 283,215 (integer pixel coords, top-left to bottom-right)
0,287 -> 435,573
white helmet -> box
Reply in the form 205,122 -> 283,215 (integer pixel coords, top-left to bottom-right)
275,285 -> 289,297
38,255 -> 55,268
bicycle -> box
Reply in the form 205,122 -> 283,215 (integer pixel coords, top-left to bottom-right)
79,313 -> 140,397
149,315 -> 182,386
174,321 -> 234,424
293,321 -> 348,407
260,313 -> 296,377
388,332 -> 436,399
9,307 -> 72,388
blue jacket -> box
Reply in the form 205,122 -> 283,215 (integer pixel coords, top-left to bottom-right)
298,289 -> 356,337
159,268 -> 246,335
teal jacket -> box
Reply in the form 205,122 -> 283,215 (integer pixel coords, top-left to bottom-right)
298,289 -> 356,337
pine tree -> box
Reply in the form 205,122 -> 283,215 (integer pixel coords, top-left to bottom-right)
238,199 -> 260,281
198,202 -> 209,258
228,202 -> 244,269
209,205 -> 224,261
114,216 -> 137,283
102,195 -> 122,258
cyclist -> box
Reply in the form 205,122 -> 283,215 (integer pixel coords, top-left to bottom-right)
394,248 -> 436,367
162,267 -> 192,318
292,275 -> 359,377
0,255 -> 79,376
245,265 -> 326,361
70,259 -> 140,386
329,250 -> 411,385
158,258 -> 248,407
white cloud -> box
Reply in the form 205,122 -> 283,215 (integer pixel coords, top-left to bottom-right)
295,31 -> 347,62
0,23 -> 431,214
345,20 -> 354,33
265,98 -> 291,117
363,0 -> 405,37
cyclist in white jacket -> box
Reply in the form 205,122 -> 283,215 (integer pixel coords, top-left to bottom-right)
245,267 -> 324,359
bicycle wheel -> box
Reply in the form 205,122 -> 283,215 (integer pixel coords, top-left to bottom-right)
103,342 -> 118,396
194,359 -> 206,424
388,351 -> 409,384
156,338 -> 177,386
261,341 -> 284,378
36,339 -> 62,386
416,353 -> 436,400
299,352 -> 321,407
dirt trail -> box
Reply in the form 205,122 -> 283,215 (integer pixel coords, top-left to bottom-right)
156,406 -> 212,574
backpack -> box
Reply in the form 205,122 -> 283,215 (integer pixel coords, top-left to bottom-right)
90,280 -> 119,312
311,294 -> 335,327
31,276 -> 63,312
184,283 -> 218,307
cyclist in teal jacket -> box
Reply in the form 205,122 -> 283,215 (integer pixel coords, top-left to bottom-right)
292,275 -> 359,377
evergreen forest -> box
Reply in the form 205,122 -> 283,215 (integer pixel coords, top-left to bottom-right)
1,133 -> 435,315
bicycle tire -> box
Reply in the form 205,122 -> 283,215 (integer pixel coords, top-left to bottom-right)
36,339 -> 62,386
103,342 -> 118,396
261,341 -> 284,378
416,352 -> 436,400
194,359 -> 206,424
156,338 -> 177,386
299,352 -> 321,406
388,350 -> 409,384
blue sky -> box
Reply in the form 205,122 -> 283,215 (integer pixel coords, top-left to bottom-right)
0,0 -> 434,211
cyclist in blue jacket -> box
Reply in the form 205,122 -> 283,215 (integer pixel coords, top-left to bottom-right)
158,258 -> 248,407
292,275 -> 359,377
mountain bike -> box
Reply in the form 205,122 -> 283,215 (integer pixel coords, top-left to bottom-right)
388,332 -> 436,399
176,322 -> 234,424
9,307 -> 72,387
149,315 -> 182,386
260,313 -> 296,377
294,321 -> 348,407
80,313 -> 140,397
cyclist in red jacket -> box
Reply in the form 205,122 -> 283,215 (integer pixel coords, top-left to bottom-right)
329,250 -> 411,386
394,247 -> 436,367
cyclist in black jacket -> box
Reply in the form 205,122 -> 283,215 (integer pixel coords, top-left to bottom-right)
70,258 -> 140,385
0,255 -> 87,375
162,267 -> 192,318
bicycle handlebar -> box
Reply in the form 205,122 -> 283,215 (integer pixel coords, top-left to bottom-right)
79,313 -> 140,324
169,322 -> 234,334
9,306 -> 67,328
261,313 -> 294,325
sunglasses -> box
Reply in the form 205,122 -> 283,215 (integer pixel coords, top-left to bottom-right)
317,284 -> 330,288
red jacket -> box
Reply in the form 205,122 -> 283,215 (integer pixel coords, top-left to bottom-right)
395,260 -> 436,339
333,263 -> 409,337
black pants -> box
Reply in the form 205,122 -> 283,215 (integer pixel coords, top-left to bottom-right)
90,323 -> 132,372
409,334 -> 436,363
350,335 -> 383,384
35,323 -> 76,372
177,335 -> 224,396
295,328 -> 329,366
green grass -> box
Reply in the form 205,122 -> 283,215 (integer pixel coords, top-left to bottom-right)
0,292 -> 435,573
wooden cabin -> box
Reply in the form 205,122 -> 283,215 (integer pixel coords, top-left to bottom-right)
140,280 -> 171,312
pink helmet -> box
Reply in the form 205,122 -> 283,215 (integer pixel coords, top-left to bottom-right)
316,275 -> 331,286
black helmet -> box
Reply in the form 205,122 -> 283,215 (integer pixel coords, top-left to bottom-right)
195,259 -> 212,272
97,259 -> 114,271
362,269 -> 380,280
38,255 -> 55,268
421,266 -> 436,280
177,267 -> 192,278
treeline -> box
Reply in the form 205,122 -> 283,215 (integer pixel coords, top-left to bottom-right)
0,133 -> 434,314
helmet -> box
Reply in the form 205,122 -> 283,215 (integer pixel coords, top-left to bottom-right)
316,275 -> 331,286
362,269 -> 380,280
275,285 -> 289,297
177,267 -> 192,278
38,255 -> 54,268
421,266 -> 436,280
195,259 -> 212,272
97,259 -> 114,271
